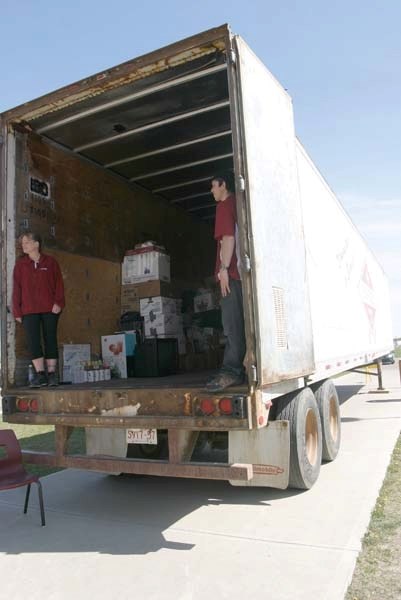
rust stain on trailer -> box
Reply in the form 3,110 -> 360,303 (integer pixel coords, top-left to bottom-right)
16,42 -> 225,123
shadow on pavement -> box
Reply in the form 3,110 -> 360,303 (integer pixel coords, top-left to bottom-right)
0,471 -> 304,556
367,398 -> 401,403
336,385 -> 364,405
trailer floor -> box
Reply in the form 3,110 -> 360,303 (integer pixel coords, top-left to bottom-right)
11,370 -> 249,393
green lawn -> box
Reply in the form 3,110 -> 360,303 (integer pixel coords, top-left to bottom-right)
0,423 -> 85,477
346,434 -> 401,599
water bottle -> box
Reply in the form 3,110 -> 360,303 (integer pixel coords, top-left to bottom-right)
28,364 -> 35,384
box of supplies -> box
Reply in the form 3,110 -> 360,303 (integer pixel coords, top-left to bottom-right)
61,344 -> 91,383
194,289 -> 218,313
122,246 -> 170,284
140,296 -> 180,318
101,333 -> 136,378
144,314 -> 183,337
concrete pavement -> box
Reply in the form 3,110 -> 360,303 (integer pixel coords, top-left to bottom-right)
0,364 -> 400,600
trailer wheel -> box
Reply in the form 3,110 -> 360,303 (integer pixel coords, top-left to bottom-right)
276,387 -> 322,489
313,379 -> 341,462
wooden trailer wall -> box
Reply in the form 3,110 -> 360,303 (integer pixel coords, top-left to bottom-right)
13,131 -> 215,370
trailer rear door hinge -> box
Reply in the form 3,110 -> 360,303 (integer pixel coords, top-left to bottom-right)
251,365 -> 258,384
229,49 -> 237,65
237,175 -> 245,192
243,254 -> 251,272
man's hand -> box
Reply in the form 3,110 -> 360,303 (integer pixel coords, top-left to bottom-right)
16,317 -> 22,323
219,269 -> 231,297
52,303 -> 62,314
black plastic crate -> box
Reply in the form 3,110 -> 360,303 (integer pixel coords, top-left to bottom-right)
134,338 -> 178,377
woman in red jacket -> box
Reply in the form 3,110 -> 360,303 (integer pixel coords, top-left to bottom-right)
12,232 -> 65,387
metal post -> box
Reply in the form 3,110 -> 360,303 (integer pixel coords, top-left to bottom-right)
376,359 -> 384,391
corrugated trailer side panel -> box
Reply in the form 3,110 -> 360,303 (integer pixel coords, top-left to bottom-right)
296,141 -> 393,377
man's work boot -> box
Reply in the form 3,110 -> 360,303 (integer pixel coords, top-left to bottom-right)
205,371 -> 244,393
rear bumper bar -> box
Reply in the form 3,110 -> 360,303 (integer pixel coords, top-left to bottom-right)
23,450 -> 253,481
4,412 -> 250,430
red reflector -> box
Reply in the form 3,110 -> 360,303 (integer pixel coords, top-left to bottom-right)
219,397 -> 233,415
200,398 -> 215,415
16,398 -> 30,412
30,398 -> 39,412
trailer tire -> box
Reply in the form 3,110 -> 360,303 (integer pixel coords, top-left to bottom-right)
313,379 -> 341,462
276,387 -> 322,490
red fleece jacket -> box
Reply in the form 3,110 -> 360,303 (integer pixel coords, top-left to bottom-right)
12,253 -> 65,318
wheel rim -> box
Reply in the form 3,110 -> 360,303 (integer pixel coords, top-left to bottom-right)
329,396 -> 339,441
305,408 -> 318,465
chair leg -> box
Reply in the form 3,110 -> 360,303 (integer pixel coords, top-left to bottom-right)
24,483 -> 31,514
36,481 -> 46,526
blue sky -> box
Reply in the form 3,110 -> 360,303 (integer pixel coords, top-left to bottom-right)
1,0 -> 400,335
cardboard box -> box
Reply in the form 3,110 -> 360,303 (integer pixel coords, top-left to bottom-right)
61,344 -> 91,383
122,250 -> 170,284
101,333 -> 136,378
62,365 -> 87,384
140,296 -> 180,318
121,285 -> 141,314
194,289 -> 219,313
144,314 -> 183,337
121,281 -> 175,314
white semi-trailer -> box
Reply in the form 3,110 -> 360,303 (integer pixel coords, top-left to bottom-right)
0,25 -> 393,490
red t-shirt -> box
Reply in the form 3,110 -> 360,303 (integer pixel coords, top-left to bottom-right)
214,194 -> 240,281
12,253 -> 65,318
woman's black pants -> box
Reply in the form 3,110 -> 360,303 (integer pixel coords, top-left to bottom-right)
22,313 -> 59,360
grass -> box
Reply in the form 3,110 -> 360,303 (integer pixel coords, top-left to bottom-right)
0,423 -> 85,477
346,433 -> 401,600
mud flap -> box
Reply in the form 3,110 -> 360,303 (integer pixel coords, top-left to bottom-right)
228,421 -> 290,488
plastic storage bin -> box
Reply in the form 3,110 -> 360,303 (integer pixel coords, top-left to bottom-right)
134,338 -> 178,377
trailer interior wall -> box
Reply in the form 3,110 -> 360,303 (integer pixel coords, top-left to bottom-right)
7,130 -> 218,385
296,141 -> 393,377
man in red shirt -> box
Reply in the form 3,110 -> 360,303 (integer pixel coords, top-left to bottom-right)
205,173 -> 246,392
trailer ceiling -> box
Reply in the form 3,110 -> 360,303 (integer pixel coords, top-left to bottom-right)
18,45 -> 233,220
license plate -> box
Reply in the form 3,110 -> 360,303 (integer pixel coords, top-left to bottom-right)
126,428 -> 158,445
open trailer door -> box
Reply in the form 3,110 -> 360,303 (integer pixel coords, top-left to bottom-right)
231,36 -> 315,386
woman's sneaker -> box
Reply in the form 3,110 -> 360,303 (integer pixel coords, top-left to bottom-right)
47,372 -> 59,387
30,371 -> 48,388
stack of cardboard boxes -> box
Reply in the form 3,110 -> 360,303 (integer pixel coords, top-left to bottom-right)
140,296 -> 186,354
60,244 -> 225,382
120,242 -> 186,354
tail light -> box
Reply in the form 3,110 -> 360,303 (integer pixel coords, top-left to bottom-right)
29,398 -> 39,412
219,398 -> 233,415
16,398 -> 30,412
200,398 -> 216,415
198,395 -> 247,418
